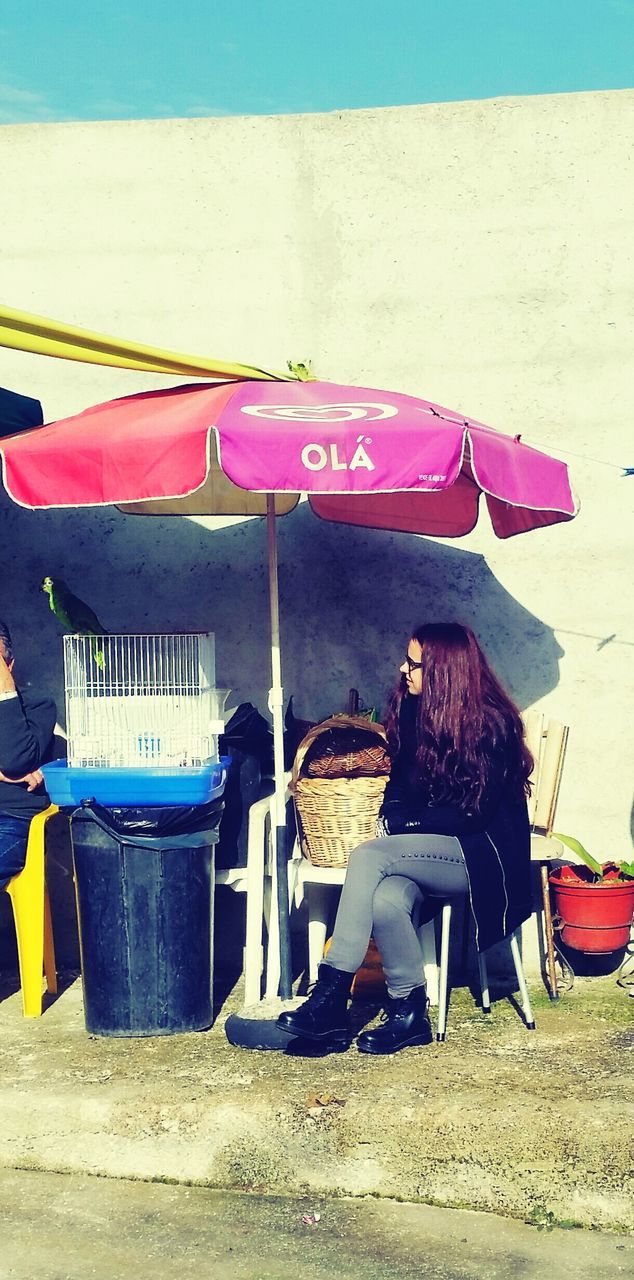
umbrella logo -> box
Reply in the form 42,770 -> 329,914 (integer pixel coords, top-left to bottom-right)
301,435 -> 375,472
240,402 -> 398,422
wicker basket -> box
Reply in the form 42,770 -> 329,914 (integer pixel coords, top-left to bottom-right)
292,716 -> 391,868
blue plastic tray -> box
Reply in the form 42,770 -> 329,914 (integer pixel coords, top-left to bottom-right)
41,758 -> 228,808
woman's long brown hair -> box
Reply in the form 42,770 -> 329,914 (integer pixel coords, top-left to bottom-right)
385,623 -> 533,813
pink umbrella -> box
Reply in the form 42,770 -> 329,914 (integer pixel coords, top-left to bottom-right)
0,378 -> 578,995
0,378 -> 577,536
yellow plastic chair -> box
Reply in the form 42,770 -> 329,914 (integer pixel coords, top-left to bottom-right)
4,803 -> 59,1016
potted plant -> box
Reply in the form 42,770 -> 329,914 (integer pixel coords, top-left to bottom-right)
548,835 -> 634,953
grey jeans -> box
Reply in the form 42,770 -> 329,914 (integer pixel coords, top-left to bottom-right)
323,834 -> 469,998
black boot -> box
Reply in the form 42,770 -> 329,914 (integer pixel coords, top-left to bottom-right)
276,964 -> 352,1043
356,985 -> 432,1054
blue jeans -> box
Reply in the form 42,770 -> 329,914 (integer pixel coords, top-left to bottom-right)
0,815 -> 31,890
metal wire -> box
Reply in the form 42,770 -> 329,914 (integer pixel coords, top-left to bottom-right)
63,632 -> 223,767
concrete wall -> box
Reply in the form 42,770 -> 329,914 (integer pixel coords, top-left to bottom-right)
0,92 -> 632,971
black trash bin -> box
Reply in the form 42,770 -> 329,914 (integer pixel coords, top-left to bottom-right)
70,799 -> 223,1037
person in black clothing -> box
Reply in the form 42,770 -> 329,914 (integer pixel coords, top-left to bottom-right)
0,619 -> 57,888
278,622 -> 534,1054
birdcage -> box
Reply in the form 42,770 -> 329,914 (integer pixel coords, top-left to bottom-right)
63,633 -> 224,768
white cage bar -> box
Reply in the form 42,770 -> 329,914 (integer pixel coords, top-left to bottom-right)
63,632 -> 223,768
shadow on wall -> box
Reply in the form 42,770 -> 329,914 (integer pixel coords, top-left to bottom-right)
0,494 -> 565,971
1,493 -> 564,728
274,504 -> 564,716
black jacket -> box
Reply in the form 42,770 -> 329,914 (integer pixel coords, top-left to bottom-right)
380,695 -> 532,952
0,692 -> 57,818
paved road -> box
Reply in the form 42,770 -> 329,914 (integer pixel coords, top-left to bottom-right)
1,1169 -> 631,1280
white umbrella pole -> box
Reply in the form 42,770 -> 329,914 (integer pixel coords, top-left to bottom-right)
266,494 -> 292,998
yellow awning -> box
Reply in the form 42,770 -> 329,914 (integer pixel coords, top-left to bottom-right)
0,303 -> 292,382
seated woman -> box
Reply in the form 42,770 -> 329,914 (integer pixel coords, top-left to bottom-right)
277,622 -> 533,1054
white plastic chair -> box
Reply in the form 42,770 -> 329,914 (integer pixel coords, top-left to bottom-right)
294,861 -> 534,1038
216,780 -> 295,1005
419,907 -> 535,1040
214,791 -> 273,1005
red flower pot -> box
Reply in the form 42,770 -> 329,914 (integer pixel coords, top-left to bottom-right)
549,866 -> 634,953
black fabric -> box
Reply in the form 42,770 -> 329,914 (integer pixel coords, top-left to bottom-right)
0,386 -> 44,440
216,702 -> 274,869
379,694 -> 531,952
380,797 -> 491,838
0,692 -> 57,817
460,800 -> 532,951
219,703 -> 273,771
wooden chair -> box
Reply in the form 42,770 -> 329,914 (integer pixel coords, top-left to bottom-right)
523,709 -> 572,998
4,804 -> 59,1016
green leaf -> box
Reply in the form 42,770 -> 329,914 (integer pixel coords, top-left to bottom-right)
551,833 -> 603,875
617,860 -> 634,879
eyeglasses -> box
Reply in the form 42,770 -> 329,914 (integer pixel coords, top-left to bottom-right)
404,654 -> 424,674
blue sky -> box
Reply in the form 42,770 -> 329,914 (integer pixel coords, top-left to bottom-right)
0,0 -> 631,124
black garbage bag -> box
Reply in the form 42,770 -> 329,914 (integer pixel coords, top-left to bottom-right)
283,694 -> 316,767
216,703 -> 274,870
221,702 -> 274,767
79,797 -> 225,843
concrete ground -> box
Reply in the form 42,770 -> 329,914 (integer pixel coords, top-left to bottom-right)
1,1168 -> 632,1280
0,962 -> 632,1236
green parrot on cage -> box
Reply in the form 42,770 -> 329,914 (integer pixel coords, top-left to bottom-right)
41,576 -> 107,669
